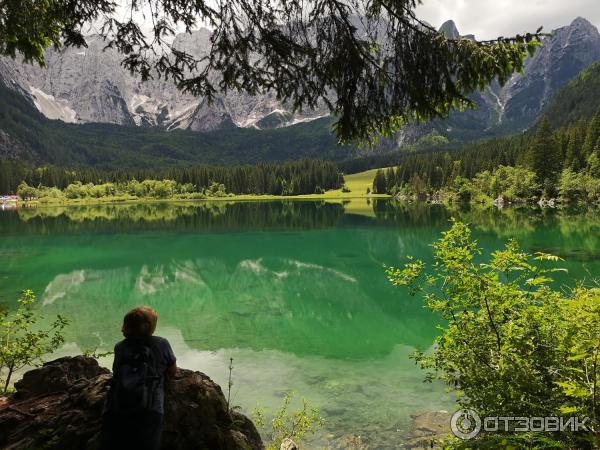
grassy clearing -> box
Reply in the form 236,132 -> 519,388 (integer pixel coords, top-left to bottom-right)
343,169 -> 382,194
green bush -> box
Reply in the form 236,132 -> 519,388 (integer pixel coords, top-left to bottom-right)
16,181 -> 39,199
252,392 -> 324,450
386,220 -> 600,448
558,169 -> 600,203
0,290 -> 69,393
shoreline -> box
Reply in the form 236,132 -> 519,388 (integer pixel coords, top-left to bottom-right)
7,192 -> 391,209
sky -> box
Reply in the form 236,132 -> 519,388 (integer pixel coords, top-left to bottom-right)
104,0 -> 600,41
416,0 -> 600,40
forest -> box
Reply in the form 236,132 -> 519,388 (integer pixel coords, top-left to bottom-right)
369,108 -> 600,204
7,160 -> 344,199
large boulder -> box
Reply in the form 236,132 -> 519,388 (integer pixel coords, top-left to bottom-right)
0,356 -> 263,450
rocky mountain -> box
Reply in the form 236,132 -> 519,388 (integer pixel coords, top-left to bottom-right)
539,59 -> 600,129
439,20 -> 460,39
416,17 -> 600,142
0,78 -> 351,169
500,17 -> 600,129
0,30 -> 328,133
0,17 -> 599,147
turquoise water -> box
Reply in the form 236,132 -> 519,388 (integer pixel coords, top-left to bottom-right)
0,201 -> 599,447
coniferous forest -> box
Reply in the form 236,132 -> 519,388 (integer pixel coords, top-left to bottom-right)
0,159 -> 343,197
360,107 -> 600,203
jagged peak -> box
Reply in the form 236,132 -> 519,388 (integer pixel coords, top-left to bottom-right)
570,16 -> 595,28
550,16 -> 599,37
439,20 -> 460,39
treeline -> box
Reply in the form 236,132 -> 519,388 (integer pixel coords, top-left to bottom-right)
1,159 -> 343,196
370,108 -> 600,203
339,135 -> 524,178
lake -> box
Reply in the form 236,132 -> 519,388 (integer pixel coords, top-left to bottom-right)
1,200 -> 599,448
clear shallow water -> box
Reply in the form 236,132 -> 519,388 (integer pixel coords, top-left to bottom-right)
1,201 -> 599,448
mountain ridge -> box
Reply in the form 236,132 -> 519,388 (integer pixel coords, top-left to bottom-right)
1,17 -> 599,143
1,17 -> 600,170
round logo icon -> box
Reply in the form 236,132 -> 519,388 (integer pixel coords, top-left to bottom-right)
451,409 -> 481,440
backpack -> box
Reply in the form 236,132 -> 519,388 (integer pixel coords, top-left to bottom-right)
110,340 -> 161,413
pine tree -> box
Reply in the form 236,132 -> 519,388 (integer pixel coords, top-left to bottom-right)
582,107 -> 600,158
526,118 -> 562,194
373,169 -> 387,194
564,128 -> 585,170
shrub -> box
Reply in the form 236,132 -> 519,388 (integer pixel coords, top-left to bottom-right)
558,169 -> 600,203
252,392 -> 324,450
16,182 -> 39,200
0,290 -> 69,393
386,220 -> 600,448
205,181 -> 227,197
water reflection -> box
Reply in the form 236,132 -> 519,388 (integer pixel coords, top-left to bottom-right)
38,255 -> 440,359
2,201 -> 347,235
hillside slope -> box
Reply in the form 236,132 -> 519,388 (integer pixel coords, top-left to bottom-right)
540,60 -> 600,129
0,82 -> 355,169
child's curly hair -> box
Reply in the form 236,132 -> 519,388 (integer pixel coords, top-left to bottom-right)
121,306 -> 158,337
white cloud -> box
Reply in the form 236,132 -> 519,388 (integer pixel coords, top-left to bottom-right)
416,0 -> 600,40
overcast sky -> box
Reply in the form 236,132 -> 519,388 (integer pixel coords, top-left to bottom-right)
106,1 -> 599,41
416,0 -> 600,39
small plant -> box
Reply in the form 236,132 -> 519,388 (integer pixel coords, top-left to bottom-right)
314,186 -> 325,194
252,392 -> 325,450
341,185 -> 351,193
227,357 -> 234,410
83,348 -> 114,359
0,290 -> 69,393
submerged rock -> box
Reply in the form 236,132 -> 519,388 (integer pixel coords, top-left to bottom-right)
0,356 -> 263,450
405,410 -> 451,449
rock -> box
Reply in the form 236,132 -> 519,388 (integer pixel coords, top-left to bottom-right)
280,437 -> 298,450
493,196 -> 505,208
0,356 -> 263,450
429,193 -> 443,205
405,410 -> 451,449
537,198 -> 557,208
14,355 -> 110,399
334,433 -> 367,449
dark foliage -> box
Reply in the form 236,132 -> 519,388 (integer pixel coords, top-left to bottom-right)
0,158 -> 343,196
542,60 -> 600,130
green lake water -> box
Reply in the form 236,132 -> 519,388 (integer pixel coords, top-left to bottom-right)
1,201 -> 599,448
